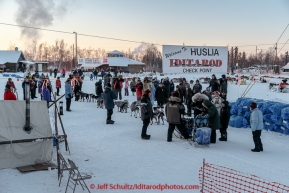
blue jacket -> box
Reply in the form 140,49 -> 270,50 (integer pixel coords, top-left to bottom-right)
42,86 -> 51,101
65,82 -> 72,98
103,87 -> 117,109
250,108 -> 263,131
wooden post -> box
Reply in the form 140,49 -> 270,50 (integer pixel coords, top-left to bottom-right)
56,107 -> 70,154
54,92 -> 61,180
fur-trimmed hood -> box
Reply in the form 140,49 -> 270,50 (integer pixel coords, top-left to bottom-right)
191,93 -> 209,102
168,96 -> 181,103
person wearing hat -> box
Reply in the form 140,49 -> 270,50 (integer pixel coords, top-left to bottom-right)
202,99 -> 220,143
219,75 -> 227,100
219,101 -> 230,141
209,74 -> 219,92
103,83 -> 117,124
4,84 -> 17,100
165,91 -> 192,142
155,82 -> 167,107
203,87 -> 213,101
249,102 -> 263,152
95,79 -> 103,97
211,91 -> 223,115
6,78 -> 16,93
140,89 -> 153,140
22,76 -> 29,100
130,78 -> 136,96
192,79 -> 202,96
65,78 -> 73,111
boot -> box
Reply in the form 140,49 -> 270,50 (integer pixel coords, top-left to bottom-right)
106,120 -> 114,124
251,148 -> 260,152
141,135 -> 150,140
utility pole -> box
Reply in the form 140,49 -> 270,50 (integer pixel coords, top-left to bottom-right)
73,32 -> 77,69
255,46 -> 258,65
71,44 -> 76,70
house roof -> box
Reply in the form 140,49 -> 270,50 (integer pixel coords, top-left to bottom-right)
0,50 -> 25,64
282,63 -> 289,69
105,57 -> 145,67
107,50 -> 124,55
80,57 -> 145,68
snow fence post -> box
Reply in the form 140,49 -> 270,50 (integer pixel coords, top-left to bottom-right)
202,158 -> 205,193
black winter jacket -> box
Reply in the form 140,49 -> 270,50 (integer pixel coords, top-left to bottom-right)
220,101 -> 230,129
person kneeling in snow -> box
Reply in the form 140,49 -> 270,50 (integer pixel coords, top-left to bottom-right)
165,91 -> 192,142
202,99 -> 220,143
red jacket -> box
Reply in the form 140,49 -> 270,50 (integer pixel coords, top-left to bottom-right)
6,81 -> 16,89
114,79 -> 123,89
4,90 -> 17,100
135,82 -> 143,97
56,79 -> 61,88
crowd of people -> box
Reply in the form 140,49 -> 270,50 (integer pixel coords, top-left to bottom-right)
3,70 -> 264,152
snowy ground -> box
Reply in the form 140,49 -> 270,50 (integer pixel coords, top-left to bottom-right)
1,72 -> 289,193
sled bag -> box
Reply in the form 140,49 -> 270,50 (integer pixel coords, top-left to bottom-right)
194,127 -> 211,145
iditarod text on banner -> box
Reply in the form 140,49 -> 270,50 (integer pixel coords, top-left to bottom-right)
162,45 -> 228,74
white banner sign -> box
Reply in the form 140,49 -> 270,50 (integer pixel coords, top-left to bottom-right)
162,45 -> 228,74
78,58 -> 109,65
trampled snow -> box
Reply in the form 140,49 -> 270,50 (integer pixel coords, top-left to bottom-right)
0,72 -> 289,193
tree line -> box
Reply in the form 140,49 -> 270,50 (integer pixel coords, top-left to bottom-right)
8,40 -> 162,72
228,46 -> 288,71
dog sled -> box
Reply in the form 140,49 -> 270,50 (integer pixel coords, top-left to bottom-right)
173,114 -> 210,147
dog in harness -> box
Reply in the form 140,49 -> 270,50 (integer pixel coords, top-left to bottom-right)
151,106 -> 165,125
130,101 -> 140,118
115,100 -> 129,113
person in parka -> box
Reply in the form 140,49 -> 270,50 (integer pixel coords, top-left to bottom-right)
165,91 -> 192,142
219,101 -> 230,141
202,99 -> 220,143
185,87 -> 193,116
135,78 -> 143,102
163,77 -> 170,99
130,78 -> 136,96
209,74 -> 219,92
140,89 -> 153,140
191,93 -> 209,118
249,102 -> 263,152
154,82 -> 167,107
219,74 -> 228,100
65,78 -> 73,112
211,91 -> 223,115
169,79 -> 174,96
192,79 -> 202,95
95,79 -> 103,97
143,77 -> 152,92
103,83 -> 117,124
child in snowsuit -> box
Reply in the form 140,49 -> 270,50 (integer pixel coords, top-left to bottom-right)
219,101 -> 230,141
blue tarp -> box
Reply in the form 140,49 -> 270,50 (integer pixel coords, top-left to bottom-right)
263,114 -> 273,123
229,115 -> 248,128
194,127 -> 211,145
231,97 -> 289,135
281,107 -> 289,120
269,103 -> 289,116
